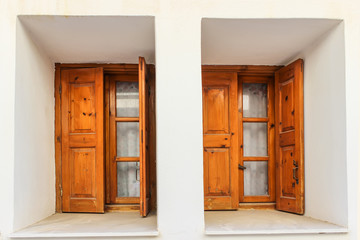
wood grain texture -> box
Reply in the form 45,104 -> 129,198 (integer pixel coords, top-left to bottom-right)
61,67 -> 104,213
105,76 -> 111,204
105,204 -> 140,212
55,65 -> 62,213
203,71 -> 238,210
275,59 -> 304,215
148,65 -> 157,211
139,57 -> 150,217
202,65 -> 282,75
55,63 -> 156,213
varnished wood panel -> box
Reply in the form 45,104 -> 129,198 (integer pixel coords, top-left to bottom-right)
203,71 -> 238,210
275,59 -> 304,215
203,86 -> 229,134
70,148 -> 96,198
204,148 -> 230,196
105,204 -> 140,212
280,146 -> 296,198
204,197 -> 232,210
202,65 -> 282,75
148,65 -> 157,211
279,79 -> 295,132
61,67 -> 104,213
139,57 -> 150,217
69,83 -> 96,133
56,63 -> 156,213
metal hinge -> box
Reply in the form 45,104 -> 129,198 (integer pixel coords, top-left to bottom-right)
59,84 -> 62,95
60,185 -> 63,197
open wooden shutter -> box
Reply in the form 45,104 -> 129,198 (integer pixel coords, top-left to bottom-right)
139,57 -> 150,216
61,68 -> 104,213
275,59 -> 304,214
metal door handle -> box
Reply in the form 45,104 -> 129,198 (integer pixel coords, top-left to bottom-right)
238,164 -> 246,170
293,160 -> 299,184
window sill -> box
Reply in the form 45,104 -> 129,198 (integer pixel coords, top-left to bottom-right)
204,210 -> 347,235
10,212 -> 158,238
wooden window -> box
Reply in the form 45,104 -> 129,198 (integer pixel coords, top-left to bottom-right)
202,59 -> 304,214
238,75 -> 275,203
55,59 -> 156,216
107,73 -> 140,205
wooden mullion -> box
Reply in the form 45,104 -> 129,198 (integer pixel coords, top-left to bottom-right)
116,157 -> 140,162
57,63 -> 139,73
243,195 -> 271,203
202,65 -> 282,75
109,79 -> 117,203
238,76 -> 244,202
268,76 -> 276,202
115,117 -> 139,122
243,117 -> 269,122
243,156 -> 269,161
105,75 -> 111,204
242,77 -> 271,84
114,197 -> 140,204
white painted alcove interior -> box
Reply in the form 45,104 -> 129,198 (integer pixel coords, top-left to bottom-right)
202,18 -> 348,234
12,16 -> 156,238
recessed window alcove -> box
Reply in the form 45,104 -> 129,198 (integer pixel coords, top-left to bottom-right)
201,18 -> 348,235
11,15 -> 157,238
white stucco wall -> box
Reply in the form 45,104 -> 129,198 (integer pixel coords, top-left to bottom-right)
0,1 -> 359,240
13,19 -> 55,231
299,22 -> 348,226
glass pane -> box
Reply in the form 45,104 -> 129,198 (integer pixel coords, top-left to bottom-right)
116,81 -> 139,117
117,122 -> 139,157
243,83 -> 267,118
244,161 -> 268,196
117,162 -> 140,197
243,122 -> 267,156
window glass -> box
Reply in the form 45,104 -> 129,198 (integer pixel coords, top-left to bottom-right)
243,122 -> 268,156
117,162 -> 140,197
116,81 -> 139,117
243,83 -> 267,118
244,161 -> 268,196
117,122 -> 139,157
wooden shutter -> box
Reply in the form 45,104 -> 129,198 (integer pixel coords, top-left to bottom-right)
61,68 -> 104,213
202,72 -> 239,210
275,59 -> 304,214
139,57 -> 150,216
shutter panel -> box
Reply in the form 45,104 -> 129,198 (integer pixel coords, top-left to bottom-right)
202,72 -> 239,210
139,57 -> 150,216
61,68 -> 104,213
275,59 -> 304,214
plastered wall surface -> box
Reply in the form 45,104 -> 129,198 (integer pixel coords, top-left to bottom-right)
14,19 -> 55,231
299,23 -> 347,226
1,1 -> 360,240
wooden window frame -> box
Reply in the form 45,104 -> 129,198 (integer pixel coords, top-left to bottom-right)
202,65 -> 282,207
55,63 -> 156,213
238,74 -> 275,203
106,73 -> 140,204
